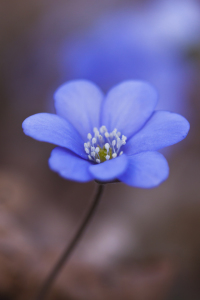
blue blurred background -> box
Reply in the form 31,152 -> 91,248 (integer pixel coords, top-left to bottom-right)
1,0 -> 200,299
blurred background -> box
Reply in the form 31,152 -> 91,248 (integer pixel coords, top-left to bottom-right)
1,0 -> 200,299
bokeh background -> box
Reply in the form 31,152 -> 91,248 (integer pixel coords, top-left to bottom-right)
1,0 -> 200,299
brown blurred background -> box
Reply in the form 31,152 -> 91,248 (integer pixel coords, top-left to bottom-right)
1,0 -> 200,299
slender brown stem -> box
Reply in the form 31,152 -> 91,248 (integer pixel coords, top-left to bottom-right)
35,184 -> 105,300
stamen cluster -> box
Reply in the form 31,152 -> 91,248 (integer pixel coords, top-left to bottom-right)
84,126 -> 127,163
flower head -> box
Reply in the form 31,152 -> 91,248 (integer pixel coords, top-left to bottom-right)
22,80 -> 189,188
62,0 -> 200,115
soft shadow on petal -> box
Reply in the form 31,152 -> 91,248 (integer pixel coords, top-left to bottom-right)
89,154 -> 128,182
124,111 -> 190,155
101,81 -> 158,138
22,113 -> 87,158
54,80 -> 104,140
49,147 -> 94,182
118,151 -> 169,188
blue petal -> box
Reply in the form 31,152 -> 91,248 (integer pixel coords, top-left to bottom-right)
124,111 -> 190,155
22,113 -> 86,158
118,151 -> 169,188
54,80 -> 104,140
101,81 -> 158,138
89,154 -> 128,181
49,147 -> 94,182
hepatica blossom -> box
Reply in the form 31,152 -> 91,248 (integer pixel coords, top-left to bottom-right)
22,80 -> 189,188
61,0 -> 200,115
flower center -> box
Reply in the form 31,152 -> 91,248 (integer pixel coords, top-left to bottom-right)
84,126 -> 127,163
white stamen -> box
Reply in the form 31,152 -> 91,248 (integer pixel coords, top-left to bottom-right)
113,128 -> 117,135
85,126 -> 126,164
117,137 -> 121,148
121,140 -> 126,145
100,125 -> 107,133
105,132 -> 109,138
91,151 -> 96,157
92,137 -> 96,144
87,133 -> 92,140
112,140 -> 116,146
105,143 -> 110,150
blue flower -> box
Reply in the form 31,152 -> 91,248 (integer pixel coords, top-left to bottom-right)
22,80 -> 189,188
60,0 -> 200,115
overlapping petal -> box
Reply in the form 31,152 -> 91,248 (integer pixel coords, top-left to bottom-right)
118,151 -> 169,188
22,113 -> 86,158
101,81 -> 158,138
124,111 -> 190,155
54,80 -> 104,140
49,147 -> 93,182
89,155 -> 128,182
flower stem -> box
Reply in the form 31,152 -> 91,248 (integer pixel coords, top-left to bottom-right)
35,184 -> 105,300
